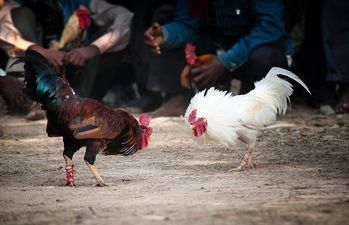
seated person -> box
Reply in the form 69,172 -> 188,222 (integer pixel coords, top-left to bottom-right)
145,0 -> 292,117
125,1 -> 180,114
0,0 -> 133,105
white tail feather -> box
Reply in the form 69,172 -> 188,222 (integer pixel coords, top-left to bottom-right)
250,67 -> 311,115
265,67 -> 311,94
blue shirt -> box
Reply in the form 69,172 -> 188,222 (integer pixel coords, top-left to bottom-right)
162,0 -> 293,71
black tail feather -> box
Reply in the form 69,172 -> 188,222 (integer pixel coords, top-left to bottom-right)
11,50 -> 73,108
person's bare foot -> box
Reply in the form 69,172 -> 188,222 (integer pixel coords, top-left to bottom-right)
122,91 -> 162,114
336,86 -> 349,114
151,94 -> 191,117
25,104 -> 46,121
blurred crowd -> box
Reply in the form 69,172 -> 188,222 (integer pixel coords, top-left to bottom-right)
0,0 -> 348,120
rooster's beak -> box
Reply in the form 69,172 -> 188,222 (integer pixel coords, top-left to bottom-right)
190,124 -> 196,130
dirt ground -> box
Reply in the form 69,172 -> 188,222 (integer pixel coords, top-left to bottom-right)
0,105 -> 348,225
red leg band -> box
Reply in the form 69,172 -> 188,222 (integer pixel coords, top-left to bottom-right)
65,164 -> 75,186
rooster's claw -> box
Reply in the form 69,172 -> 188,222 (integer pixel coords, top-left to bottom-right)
95,182 -> 114,187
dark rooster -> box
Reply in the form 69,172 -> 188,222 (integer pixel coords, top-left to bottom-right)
13,50 -> 152,187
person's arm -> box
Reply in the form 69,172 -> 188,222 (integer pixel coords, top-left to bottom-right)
65,0 -> 133,66
0,2 -> 65,70
28,45 -> 65,70
0,2 -> 35,52
89,0 -> 133,54
217,0 -> 291,72
144,0 -> 201,54
160,0 -> 201,48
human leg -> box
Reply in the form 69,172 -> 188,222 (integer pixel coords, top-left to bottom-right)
10,7 -> 45,120
76,51 -> 127,101
322,0 -> 349,113
11,6 -> 42,44
128,3 -> 188,116
233,44 -> 288,94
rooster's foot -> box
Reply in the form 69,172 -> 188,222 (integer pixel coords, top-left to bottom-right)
95,181 -> 114,187
65,182 -> 75,187
227,164 -> 255,172
227,166 -> 244,172
85,161 -> 113,187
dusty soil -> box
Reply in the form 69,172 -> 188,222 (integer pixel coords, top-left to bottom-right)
0,105 -> 348,225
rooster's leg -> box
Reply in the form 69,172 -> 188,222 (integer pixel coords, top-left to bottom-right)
64,154 -> 75,186
84,161 -> 109,187
228,134 -> 256,172
246,151 -> 256,168
228,148 -> 253,172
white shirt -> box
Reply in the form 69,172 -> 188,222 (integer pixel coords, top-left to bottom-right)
0,0 -> 133,57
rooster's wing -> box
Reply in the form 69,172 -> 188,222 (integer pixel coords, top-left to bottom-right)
68,110 -> 142,155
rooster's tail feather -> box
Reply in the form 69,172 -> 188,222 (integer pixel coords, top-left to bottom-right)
251,67 -> 311,115
264,67 -> 311,94
11,50 -> 73,108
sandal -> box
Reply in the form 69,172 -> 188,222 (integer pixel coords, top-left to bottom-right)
25,104 -> 46,120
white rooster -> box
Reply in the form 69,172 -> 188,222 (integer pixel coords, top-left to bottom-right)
184,67 -> 311,171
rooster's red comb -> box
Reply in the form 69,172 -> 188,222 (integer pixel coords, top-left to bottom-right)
139,114 -> 151,127
77,5 -> 91,30
185,43 -> 197,66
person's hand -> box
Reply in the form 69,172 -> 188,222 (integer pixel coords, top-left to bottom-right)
28,45 -> 65,71
145,22 -> 163,54
190,56 -> 226,88
65,45 -> 100,67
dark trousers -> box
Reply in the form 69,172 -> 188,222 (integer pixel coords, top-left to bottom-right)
75,50 -> 128,101
130,5 -> 287,95
130,2 -> 186,95
294,0 -> 336,107
231,43 -> 288,94
11,7 -> 43,46
322,0 -> 349,84
141,41 -> 287,95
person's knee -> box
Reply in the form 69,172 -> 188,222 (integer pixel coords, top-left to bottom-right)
248,45 -> 287,72
12,6 -> 35,17
236,44 -> 288,93
11,6 -> 37,25
11,7 -> 40,43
